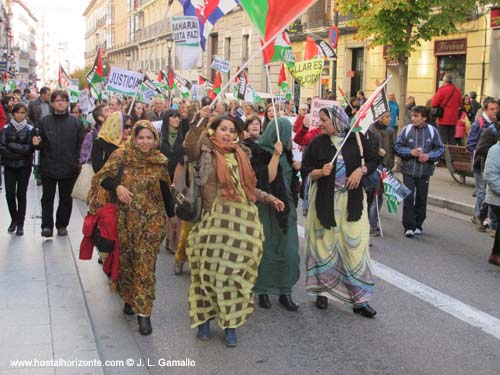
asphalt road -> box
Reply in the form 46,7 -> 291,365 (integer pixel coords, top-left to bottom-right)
84,204 -> 500,375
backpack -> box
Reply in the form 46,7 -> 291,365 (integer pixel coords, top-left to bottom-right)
403,123 -> 436,140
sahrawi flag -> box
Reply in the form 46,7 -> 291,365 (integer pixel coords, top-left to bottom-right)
261,31 -> 295,67
179,0 -> 239,51
86,47 -> 104,99
58,65 -> 79,98
351,77 -> 391,134
239,0 -> 317,42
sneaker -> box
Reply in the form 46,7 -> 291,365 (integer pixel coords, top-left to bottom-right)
41,227 -> 53,237
369,228 -> 381,237
477,224 -> 487,232
414,228 -> 422,235
405,229 -> 414,238
57,227 -> 68,236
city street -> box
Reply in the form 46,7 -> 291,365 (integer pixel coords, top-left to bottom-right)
0,170 -> 499,375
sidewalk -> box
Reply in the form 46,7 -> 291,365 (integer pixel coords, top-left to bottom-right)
0,181 -> 147,375
399,165 -> 475,217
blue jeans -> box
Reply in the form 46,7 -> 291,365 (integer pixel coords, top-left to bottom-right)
474,171 -> 487,219
402,174 -> 430,231
368,191 -> 384,231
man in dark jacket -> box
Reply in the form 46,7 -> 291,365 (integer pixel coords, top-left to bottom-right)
431,74 -> 462,145
32,90 -> 86,237
27,87 -> 52,127
467,98 -> 498,231
473,107 -> 500,235
367,112 -> 394,236
395,106 -> 444,237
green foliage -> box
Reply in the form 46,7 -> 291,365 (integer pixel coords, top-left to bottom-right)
70,66 -> 92,90
335,0 -> 499,60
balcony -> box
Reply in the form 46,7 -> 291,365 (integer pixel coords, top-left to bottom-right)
134,20 -> 169,43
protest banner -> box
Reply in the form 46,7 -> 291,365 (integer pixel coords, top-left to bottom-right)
107,67 -> 144,96
78,89 -> 90,114
310,98 -> 340,127
170,16 -> 200,70
211,56 -> 231,73
152,121 -> 163,133
289,59 -> 323,87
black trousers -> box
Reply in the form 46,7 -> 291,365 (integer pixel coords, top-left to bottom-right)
438,125 -> 456,145
4,166 -> 32,226
402,174 -> 430,231
490,205 -> 500,256
41,175 -> 77,230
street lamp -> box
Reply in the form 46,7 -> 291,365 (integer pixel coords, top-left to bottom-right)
166,35 -> 174,99
125,51 -> 131,70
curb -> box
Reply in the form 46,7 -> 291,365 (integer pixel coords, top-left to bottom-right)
428,194 -> 474,217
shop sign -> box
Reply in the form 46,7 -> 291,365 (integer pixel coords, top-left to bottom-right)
491,7 -> 500,29
434,39 -> 467,56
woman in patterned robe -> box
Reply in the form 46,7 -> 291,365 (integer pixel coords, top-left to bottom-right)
301,107 -> 379,318
183,115 -> 284,347
88,120 -> 172,335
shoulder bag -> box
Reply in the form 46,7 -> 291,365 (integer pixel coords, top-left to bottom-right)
431,87 -> 455,119
171,156 -> 202,222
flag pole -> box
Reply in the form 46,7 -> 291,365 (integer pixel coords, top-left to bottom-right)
128,80 -> 143,116
195,27 -> 289,127
145,1 -> 174,75
329,76 -> 391,164
264,64 -> 280,143
196,2 -> 318,127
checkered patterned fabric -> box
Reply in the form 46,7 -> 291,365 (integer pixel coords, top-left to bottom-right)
187,197 -> 264,328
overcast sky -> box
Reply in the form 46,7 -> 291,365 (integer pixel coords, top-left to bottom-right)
26,0 -> 86,69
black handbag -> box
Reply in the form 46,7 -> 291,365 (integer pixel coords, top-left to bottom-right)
431,87 -> 456,119
171,156 -> 202,222
430,106 -> 444,119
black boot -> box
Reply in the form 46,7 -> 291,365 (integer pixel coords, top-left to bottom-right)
137,316 -> 152,335
316,296 -> 328,309
353,304 -> 377,318
278,295 -> 299,311
123,303 -> 134,315
258,294 -> 272,309
16,225 -> 24,236
8,221 -> 16,233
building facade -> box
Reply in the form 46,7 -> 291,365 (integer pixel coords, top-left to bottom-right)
4,0 -> 38,88
83,0 -> 500,113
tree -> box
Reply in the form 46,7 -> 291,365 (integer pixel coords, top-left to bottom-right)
70,65 -> 93,90
335,0 -> 499,125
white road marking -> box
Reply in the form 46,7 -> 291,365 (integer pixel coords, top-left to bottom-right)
297,225 -> 500,340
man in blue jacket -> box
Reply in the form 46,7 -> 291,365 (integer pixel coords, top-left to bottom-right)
395,106 -> 445,237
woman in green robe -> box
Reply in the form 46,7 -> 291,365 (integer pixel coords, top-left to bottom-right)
251,117 -> 301,311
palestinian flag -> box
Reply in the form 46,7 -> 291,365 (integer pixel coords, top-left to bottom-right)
278,63 -> 288,90
239,0 -> 316,42
261,31 -> 295,67
86,48 -> 104,99
213,72 -> 221,94
304,35 -> 321,60
168,66 -> 176,89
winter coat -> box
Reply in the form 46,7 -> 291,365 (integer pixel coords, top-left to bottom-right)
431,83 -> 462,126
0,122 -> 35,169
79,203 -> 120,281
474,123 -> 500,172
37,112 -> 87,179
484,144 -> 500,207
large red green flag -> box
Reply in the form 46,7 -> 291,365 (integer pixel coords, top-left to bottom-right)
239,0 -> 317,42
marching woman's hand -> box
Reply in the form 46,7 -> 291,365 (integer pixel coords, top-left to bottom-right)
116,185 -> 134,205
346,167 -> 363,190
271,198 -> 285,212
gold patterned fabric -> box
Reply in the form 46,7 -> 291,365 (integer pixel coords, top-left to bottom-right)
97,112 -> 126,147
88,120 -> 170,315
